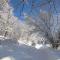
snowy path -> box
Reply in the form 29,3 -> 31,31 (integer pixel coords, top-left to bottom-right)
0,44 -> 60,60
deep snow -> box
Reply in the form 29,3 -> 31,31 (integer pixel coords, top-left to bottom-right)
0,38 -> 60,60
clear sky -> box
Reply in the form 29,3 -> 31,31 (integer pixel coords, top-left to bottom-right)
9,0 -> 60,20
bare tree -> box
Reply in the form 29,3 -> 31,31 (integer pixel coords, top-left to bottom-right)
24,10 -> 60,48
0,0 -> 22,41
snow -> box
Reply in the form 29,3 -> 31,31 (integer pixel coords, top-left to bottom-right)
0,1 -> 60,60
1,56 -> 15,60
0,36 -> 9,40
35,44 -> 43,49
18,40 -> 51,49
0,39 -> 60,60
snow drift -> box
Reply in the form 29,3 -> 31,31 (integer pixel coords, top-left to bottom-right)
0,40 -> 60,60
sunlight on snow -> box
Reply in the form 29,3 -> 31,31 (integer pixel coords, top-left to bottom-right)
17,40 -> 51,50
1,56 -> 15,60
35,44 -> 43,49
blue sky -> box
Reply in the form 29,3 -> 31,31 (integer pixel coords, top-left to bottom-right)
9,0 -> 60,20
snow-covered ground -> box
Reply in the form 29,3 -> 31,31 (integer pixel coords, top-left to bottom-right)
0,36 -> 60,60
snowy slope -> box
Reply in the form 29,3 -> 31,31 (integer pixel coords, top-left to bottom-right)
0,40 -> 60,60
